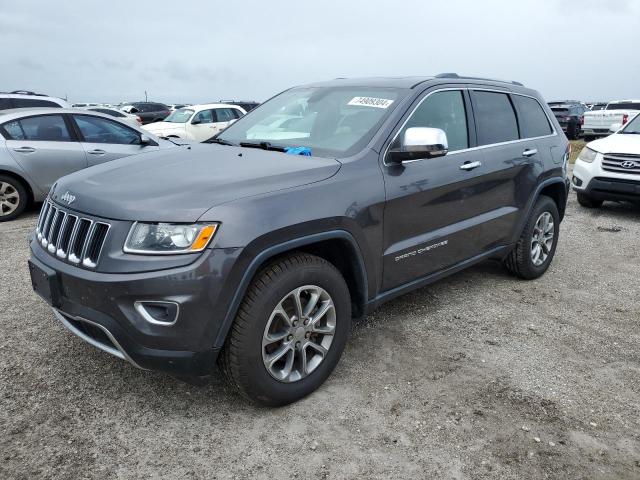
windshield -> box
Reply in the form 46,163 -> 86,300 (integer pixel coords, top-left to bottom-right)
164,108 -> 194,123
621,114 -> 640,134
216,86 -> 407,157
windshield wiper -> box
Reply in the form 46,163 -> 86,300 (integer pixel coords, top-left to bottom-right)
239,141 -> 286,152
620,131 -> 640,135
204,137 -> 237,146
160,136 -> 184,146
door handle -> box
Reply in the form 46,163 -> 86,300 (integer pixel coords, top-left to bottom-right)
523,148 -> 538,157
13,146 -> 35,153
88,149 -> 106,155
460,161 -> 482,171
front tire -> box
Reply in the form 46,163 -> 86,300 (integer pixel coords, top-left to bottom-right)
504,195 -> 560,280
218,253 -> 351,406
0,175 -> 28,222
576,192 -> 603,208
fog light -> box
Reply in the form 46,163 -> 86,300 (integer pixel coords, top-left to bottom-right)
134,301 -> 179,326
572,175 -> 583,187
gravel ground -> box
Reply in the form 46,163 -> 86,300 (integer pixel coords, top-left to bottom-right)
1,188 -> 639,480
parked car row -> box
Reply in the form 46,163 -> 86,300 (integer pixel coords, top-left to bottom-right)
547,99 -> 640,141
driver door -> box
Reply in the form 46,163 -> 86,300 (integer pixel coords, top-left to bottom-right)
71,114 -> 155,166
189,109 -> 217,142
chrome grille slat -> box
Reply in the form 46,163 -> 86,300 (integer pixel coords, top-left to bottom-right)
33,200 -> 110,269
602,155 -> 640,175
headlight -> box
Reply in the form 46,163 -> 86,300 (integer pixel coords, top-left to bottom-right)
124,222 -> 218,254
578,147 -> 598,163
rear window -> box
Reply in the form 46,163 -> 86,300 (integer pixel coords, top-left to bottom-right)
0,98 -> 13,110
12,98 -> 61,108
514,95 -> 553,138
472,91 -> 519,145
607,103 -> 640,110
551,108 -> 570,114
90,108 -> 125,118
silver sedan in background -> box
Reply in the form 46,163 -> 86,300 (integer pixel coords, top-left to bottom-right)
0,108 -> 175,221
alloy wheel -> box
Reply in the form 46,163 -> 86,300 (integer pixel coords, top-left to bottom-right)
531,211 -> 554,266
0,182 -> 20,217
262,285 -> 336,383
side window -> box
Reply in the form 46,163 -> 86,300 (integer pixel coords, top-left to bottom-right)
232,108 -> 244,119
12,98 -> 60,108
513,95 -> 553,138
74,115 -> 140,144
193,110 -> 214,124
472,91 -> 519,145
215,108 -> 238,122
1,115 -> 71,141
400,90 -> 469,152
0,98 -> 14,110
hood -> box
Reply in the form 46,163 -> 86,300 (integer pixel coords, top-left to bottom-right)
51,144 -> 341,222
588,134 -> 640,155
143,122 -> 185,132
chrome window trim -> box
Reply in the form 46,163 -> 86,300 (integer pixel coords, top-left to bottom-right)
382,87 -> 558,166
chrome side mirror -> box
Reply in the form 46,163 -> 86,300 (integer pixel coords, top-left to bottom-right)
387,127 -> 449,164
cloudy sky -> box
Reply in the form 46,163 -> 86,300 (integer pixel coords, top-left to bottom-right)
1,0 -> 638,104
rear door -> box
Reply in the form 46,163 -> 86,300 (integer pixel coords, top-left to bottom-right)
210,108 -> 243,137
2,114 -> 87,193
71,114 -> 156,166
470,90 -> 549,243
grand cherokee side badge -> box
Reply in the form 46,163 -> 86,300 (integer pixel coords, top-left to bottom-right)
60,191 -> 76,205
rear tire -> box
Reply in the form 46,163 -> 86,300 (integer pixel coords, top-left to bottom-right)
568,124 -> 580,140
0,175 -> 28,222
576,192 -> 603,208
218,252 -> 351,406
504,195 -> 560,280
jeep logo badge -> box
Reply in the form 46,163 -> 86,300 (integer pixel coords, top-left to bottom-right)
620,160 -> 636,169
60,191 -> 76,205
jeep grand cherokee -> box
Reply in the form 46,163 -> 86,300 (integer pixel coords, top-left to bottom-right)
28,74 -> 570,406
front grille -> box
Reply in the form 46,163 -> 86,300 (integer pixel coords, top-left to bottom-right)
35,200 -> 110,269
602,154 -> 640,175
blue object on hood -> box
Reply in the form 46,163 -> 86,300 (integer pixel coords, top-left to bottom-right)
284,146 -> 312,156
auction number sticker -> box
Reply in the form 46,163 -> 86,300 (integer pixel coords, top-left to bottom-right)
347,97 -> 394,109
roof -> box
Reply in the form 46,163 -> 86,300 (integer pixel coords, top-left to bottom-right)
179,103 -> 246,112
300,73 -> 530,92
0,108 -> 140,123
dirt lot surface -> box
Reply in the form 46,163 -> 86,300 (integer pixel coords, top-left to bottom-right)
2,188 -> 639,480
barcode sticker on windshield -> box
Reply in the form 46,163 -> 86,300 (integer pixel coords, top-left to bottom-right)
347,97 -> 394,109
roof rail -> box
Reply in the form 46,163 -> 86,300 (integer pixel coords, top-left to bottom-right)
8,90 -> 47,96
435,73 -> 524,87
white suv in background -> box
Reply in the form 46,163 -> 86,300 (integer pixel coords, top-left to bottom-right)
573,113 -> 640,208
142,103 -> 246,142
0,91 -> 70,111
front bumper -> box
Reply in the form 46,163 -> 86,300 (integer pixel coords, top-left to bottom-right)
29,240 -> 242,376
572,158 -> 640,201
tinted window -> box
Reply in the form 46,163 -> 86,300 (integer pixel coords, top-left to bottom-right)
232,108 -> 244,119
513,95 -> 552,138
12,98 -> 60,108
74,115 -> 140,144
90,108 -> 125,118
472,91 -> 519,145
607,102 -> 640,111
401,90 -> 469,152
216,108 -> 238,122
193,109 -> 214,123
1,115 -> 71,141
0,98 -> 14,110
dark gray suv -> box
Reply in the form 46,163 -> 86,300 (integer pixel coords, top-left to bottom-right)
28,74 -> 570,405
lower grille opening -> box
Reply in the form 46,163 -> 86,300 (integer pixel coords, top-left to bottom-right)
64,316 -> 116,351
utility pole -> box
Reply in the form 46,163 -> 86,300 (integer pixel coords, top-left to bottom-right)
145,90 -> 148,102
